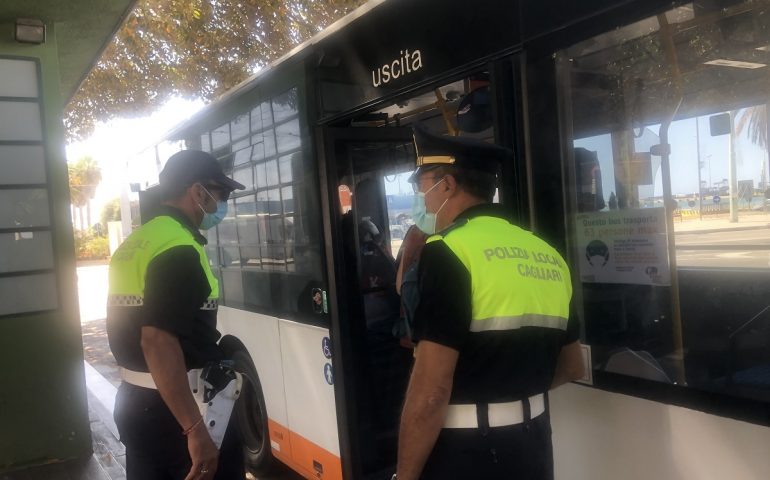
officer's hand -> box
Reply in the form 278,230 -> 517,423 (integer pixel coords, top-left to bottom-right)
185,425 -> 219,480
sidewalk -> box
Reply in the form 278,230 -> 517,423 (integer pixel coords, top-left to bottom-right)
672,210 -> 770,234
0,389 -> 126,480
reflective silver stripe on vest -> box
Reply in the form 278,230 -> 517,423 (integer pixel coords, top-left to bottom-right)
108,295 -> 218,310
470,314 -> 568,332
201,300 -> 218,310
107,295 -> 144,307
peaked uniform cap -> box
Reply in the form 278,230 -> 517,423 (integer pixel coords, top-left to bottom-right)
410,123 -> 511,181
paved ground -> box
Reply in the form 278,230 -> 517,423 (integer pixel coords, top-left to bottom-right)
82,319 -> 120,388
0,398 -> 126,480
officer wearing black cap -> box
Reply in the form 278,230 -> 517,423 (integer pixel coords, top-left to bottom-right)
394,126 -> 585,480
107,150 -> 245,480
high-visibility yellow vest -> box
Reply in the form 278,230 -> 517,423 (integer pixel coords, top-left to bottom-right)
427,215 -> 572,333
108,215 -> 219,305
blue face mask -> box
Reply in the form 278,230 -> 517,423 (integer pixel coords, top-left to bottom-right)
411,178 -> 447,235
198,186 -> 228,230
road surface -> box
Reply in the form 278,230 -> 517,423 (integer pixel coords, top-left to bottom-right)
675,228 -> 770,269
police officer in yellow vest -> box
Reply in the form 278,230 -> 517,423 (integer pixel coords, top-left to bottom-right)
107,150 -> 245,480
394,125 -> 585,480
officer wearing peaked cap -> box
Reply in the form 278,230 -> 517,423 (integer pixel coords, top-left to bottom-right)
394,125 -> 585,480
107,150 -> 246,480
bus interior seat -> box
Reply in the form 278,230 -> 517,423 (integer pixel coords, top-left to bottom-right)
604,348 -> 674,383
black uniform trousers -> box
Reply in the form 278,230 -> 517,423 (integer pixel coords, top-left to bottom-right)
115,382 -> 244,480
421,412 -> 554,480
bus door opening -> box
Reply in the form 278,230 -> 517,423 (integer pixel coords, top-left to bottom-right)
334,137 -> 416,478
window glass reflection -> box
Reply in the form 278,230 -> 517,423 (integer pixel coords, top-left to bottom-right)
266,159 -> 279,187
267,188 -> 281,216
233,166 -> 254,191
231,114 -> 250,141
255,161 -> 267,189
211,123 -> 230,151
279,154 -> 294,183
233,147 -> 252,167
272,88 -> 298,123
561,0 -> 770,401
259,101 -> 273,129
276,118 -> 301,153
250,104 -> 264,133
217,218 -> 237,245
251,131 -> 276,161
282,186 -> 294,214
204,87 -> 325,323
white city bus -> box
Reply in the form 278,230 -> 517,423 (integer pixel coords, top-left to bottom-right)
133,0 -> 770,478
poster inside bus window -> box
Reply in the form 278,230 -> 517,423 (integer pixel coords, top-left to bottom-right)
575,208 -> 670,286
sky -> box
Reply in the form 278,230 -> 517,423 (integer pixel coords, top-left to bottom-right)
65,97 -> 204,217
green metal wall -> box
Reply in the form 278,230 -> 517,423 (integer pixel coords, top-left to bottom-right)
0,22 -> 90,470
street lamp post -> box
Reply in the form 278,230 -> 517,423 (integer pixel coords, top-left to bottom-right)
728,111 -> 739,222
707,154 -> 712,188
696,116 -> 703,220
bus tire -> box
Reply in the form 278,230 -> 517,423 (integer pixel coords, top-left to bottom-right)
230,348 -> 278,476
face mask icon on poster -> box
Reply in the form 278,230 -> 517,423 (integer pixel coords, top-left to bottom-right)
411,177 -> 448,235
585,240 -> 609,267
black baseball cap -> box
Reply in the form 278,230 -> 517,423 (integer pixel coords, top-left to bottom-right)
159,150 -> 245,194
409,123 -> 511,182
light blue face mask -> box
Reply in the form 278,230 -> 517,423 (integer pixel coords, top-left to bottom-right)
411,178 -> 447,235
198,186 -> 228,230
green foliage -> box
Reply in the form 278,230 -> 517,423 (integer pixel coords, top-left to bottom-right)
65,0 -> 367,141
68,155 -> 102,208
74,230 -> 110,260
100,198 -> 122,230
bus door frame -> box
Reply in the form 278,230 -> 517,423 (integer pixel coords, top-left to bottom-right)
316,126 -> 415,480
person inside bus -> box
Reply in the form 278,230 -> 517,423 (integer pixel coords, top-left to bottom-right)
394,224 -> 428,348
107,150 -> 245,480
394,125 -> 585,480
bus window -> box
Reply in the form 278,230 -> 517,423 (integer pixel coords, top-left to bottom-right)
384,171 -> 414,254
560,0 -> 770,401
197,87 -> 327,323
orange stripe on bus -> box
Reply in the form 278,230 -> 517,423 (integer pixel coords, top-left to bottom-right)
268,418 -> 343,480
267,419 -> 293,466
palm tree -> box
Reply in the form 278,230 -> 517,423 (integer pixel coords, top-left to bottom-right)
67,156 -> 102,231
736,105 -> 767,150
737,105 -> 769,192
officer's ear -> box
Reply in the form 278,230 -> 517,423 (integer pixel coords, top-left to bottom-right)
189,182 -> 209,205
443,174 -> 459,196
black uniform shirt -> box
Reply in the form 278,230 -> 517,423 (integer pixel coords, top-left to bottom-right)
412,203 -> 579,404
107,206 -> 223,372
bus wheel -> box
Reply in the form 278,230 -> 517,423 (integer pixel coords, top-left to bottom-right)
231,349 -> 277,476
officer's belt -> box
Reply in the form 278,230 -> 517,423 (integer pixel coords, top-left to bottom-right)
120,367 -> 201,390
119,368 -> 154,389
443,393 -> 545,429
